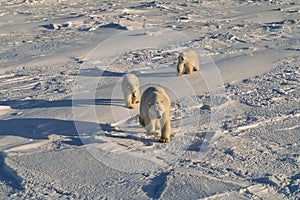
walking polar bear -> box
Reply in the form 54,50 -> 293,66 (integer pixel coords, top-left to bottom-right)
139,86 -> 171,143
121,74 -> 140,109
177,50 -> 200,76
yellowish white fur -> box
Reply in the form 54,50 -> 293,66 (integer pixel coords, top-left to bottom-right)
121,74 -> 140,109
177,50 -> 200,76
139,86 -> 171,143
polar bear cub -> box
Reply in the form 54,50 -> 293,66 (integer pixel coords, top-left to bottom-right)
177,50 -> 200,76
121,74 -> 140,109
139,86 -> 171,143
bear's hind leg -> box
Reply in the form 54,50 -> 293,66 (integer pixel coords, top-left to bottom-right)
193,64 -> 200,71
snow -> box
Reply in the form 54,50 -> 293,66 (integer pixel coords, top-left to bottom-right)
0,0 -> 300,199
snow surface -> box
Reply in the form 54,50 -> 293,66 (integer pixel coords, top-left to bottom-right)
0,0 -> 299,199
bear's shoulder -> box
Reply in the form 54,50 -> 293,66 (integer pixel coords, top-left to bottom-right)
123,73 -> 138,80
182,50 -> 197,58
122,74 -> 139,86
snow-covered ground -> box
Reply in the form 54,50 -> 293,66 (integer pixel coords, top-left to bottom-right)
0,0 -> 299,199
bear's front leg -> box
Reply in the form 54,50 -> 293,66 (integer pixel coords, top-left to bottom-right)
185,63 -> 193,75
159,119 -> 171,143
125,94 -> 134,109
132,90 -> 140,104
146,120 -> 160,136
155,120 -> 161,132
177,63 -> 184,76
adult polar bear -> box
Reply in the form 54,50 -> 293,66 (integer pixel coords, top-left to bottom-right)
121,74 -> 140,109
177,50 -> 200,76
139,86 -> 171,143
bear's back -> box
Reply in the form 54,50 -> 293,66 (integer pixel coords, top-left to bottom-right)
122,74 -> 139,91
183,51 -> 199,67
141,86 -> 170,105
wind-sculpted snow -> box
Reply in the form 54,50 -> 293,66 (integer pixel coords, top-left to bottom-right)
0,0 -> 299,199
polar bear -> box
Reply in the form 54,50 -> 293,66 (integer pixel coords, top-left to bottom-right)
121,74 -> 140,109
139,86 -> 171,143
177,50 -> 200,76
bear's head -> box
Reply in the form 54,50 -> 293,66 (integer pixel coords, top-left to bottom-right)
148,92 -> 165,119
178,52 -> 187,63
